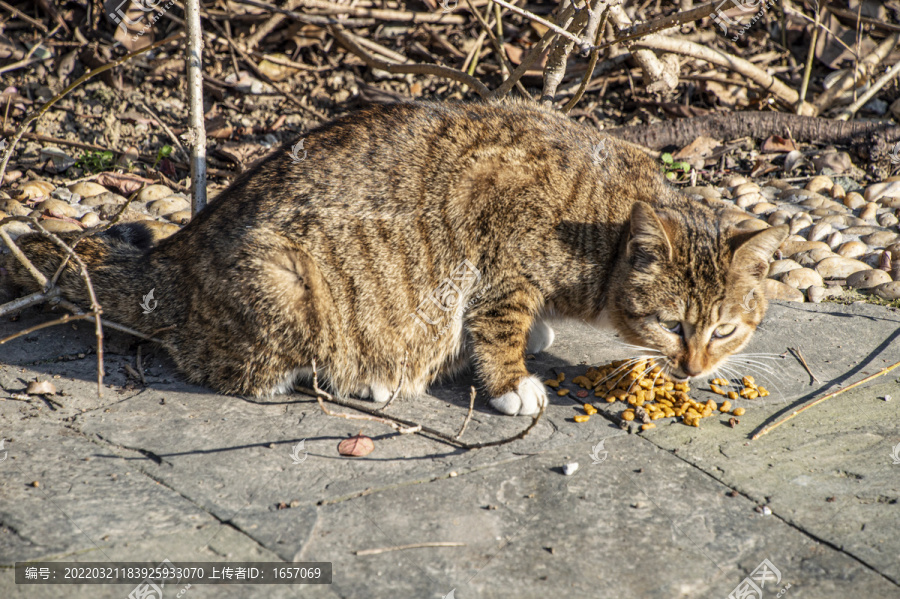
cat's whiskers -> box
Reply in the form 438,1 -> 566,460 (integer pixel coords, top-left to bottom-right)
591,356 -> 650,389
721,359 -> 788,404
611,340 -> 664,355
727,356 -> 788,383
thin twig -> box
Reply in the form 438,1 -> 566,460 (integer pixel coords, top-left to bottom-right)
491,0 -> 589,50
355,542 -> 466,556
0,0 -> 49,32
563,4 -> 608,113
490,1 -> 579,97
306,364 -> 545,449
54,299 -> 167,344
311,360 -> 422,434
752,359 -> 900,441
836,58 -> 900,121
465,0 -> 530,99
631,33 -> 799,106
379,352 -> 408,412
0,313 -> 92,346
796,4 -> 819,115
456,386 -> 476,439
185,0 -> 208,214
0,288 -> 59,318
329,25 -> 490,98
137,101 -> 189,162
788,346 -> 819,385
812,31 -> 900,116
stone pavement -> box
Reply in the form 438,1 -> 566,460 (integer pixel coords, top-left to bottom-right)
1,301 -> 899,598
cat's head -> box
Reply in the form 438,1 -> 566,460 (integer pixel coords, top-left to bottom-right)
608,201 -> 788,381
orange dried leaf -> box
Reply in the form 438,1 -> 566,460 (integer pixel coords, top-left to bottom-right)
338,435 -> 374,457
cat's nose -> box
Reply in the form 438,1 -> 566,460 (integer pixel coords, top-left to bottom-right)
681,362 -> 704,378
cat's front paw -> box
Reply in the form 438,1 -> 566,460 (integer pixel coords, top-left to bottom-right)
489,375 -> 547,416
526,319 -> 555,354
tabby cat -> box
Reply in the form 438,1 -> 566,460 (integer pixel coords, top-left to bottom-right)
4,101 -> 787,416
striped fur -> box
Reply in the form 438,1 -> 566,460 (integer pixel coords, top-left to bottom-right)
3,101 -> 787,414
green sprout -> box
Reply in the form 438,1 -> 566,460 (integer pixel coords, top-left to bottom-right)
661,152 -> 692,181
153,145 -> 174,168
75,150 -> 115,173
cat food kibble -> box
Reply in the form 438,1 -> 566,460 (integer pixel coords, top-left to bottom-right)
554,360 -> 757,428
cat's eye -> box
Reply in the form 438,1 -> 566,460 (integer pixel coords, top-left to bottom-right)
657,317 -> 682,335
713,323 -> 736,339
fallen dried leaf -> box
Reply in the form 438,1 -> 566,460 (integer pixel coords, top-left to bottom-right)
760,135 -> 796,153
338,434 -> 374,457
26,381 -> 56,395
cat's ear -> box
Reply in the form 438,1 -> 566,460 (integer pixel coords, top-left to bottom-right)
729,225 -> 789,281
627,201 -> 673,270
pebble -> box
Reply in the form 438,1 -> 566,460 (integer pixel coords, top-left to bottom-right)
562,462 -> 579,476
873,281 -> 900,301
806,175 -> 833,194
859,202 -> 878,221
18,180 -> 55,200
80,212 -> 100,228
864,181 -> 900,203
836,240 -> 868,259
750,202 -> 777,215
767,210 -> 791,226
36,198 -> 80,218
807,285 -> 826,303
880,196 -> 900,209
168,210 -> 191,225
68,181 -> 108,198
843,192 -> 866,210
39,220 -> 82,234
1,198 -> 30,216
80,191 -> 128,207
137,184 -> 175,203
724,175 -> 748,188
768,259 -> 802,278
736,192 -> 762,210
148,197 -> 190,217
878,212 -> 899,228
763,279 -> 805,302
807,223 -> 832,242
825,231 -> 843,249
793,248 -> 834,268
846,269 -> 892,289
781,267 -> 823,290
816,256 -> 871,279
831,184 -> 845,199
50,187 -> 77,203
782,240 -> 830,257
860,252 -> 885,268
734,182 -> 760,196
842,225 -> 884,236
682,186 -> 722,200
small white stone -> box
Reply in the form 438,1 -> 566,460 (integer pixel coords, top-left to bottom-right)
562,462 -> 579,476
883,395 -> 892,402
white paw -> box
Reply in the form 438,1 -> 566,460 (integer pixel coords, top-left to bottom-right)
526,319 -> 555,354
489,375 -> 548,416
357,383 -> 392,403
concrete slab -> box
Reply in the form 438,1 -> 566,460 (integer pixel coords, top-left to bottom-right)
1,300 -> 899,598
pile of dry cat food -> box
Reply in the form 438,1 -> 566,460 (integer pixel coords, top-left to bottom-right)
545,359 -> 757,429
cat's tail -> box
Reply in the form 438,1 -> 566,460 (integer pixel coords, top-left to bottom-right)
1,223 -> 177,335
